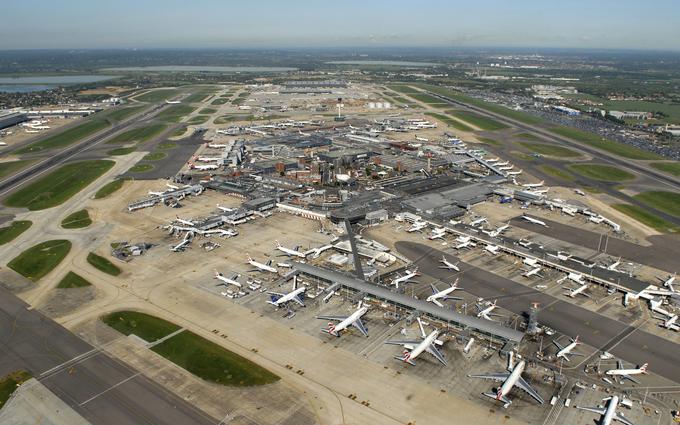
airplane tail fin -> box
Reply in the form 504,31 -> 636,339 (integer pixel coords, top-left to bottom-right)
321,323 -> 339,337
640,363 -> 648,374
482,392 -> 511,406
575,335 -> 580,344
395,351 -> 416,366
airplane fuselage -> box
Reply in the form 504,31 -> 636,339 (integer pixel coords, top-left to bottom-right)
498,361 -> 525,400
329,307 -> 368,335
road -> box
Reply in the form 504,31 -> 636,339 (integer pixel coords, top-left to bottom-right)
0,286 -> 217,425
396,241 -> 680,384
0,103 -> 165,198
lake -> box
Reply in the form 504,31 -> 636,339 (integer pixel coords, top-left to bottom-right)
103,66 -> 297,72
0,75 -> 117,93
326,60 -> 441,67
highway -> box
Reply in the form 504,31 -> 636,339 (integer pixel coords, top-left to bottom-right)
397,241 -> 680,384
0,287 -> 216,424
0,103 -> 165,198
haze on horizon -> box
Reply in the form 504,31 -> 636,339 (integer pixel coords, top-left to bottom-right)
2,0 -> 679,52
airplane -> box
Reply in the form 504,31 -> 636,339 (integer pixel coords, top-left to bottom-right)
484,244 -> 500,255
216,204 -> 235,213
267,286 -> 305,307
576,395 -> 634,425
486,157 -> 500,163
427,279 -> 463,307
246,254 -> 278,273
468,359 -> 544,407
498,165 -> 514,171
175,216 -> 195,226
522,180 -> 545,188
658,315 -> 679,331
523,257 -> 539,267
165,99 -> 181,104
202,228 -> 238,237
554,335 -> 583,362
476,300 -> 501,320
523,267 -> 543,278
214,271 -> 241,288
658,273 -> 676,292
469,217 -> 488,227
495,161 -> 509,166
414,135 -> 429,142
483,224 -> 510,238
564,283 -> 590,298
407,221 -> 428,232
521,215 -> 548,227
439,256 -> 460,272
206,142 -> 229,149
189,162 -> 219,171
170,238 -> 191,252
275,240 -> 306,258
428,227 -> 447,240
317,303 -> 369,337
391,268 -> 420,288
194,156 -> 221,163
605,362 -> 648,384
384,318 -> 446,366
454,240 -> 475,250
505,169 -> 523,176
603,257 -> 623,272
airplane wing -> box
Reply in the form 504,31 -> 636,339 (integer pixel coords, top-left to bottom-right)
576,406 -> 607,416
352,318 -> 369,337
468,372 -> 510,382
385,339 -> 421,347
316,315 -> 347,322
292,295 -> 305,307
614,413 -> 635,425
425,344 -> 447,366
553,340 -> 565,351
515,376 -> 544,404
442,295 -> 463,301
267,291 -> 285,297
431,299 -> 444,308
621,374 -> 640,384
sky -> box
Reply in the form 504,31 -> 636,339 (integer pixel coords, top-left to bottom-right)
2,0 -> 679,51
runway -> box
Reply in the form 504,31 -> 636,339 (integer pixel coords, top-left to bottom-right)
396,241 -> 680,384
509,215 -> 680,273
0,287 -> 216,425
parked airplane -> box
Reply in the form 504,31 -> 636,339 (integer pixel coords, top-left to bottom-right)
189,162 -> 219,171
275,240 -> 306,258
483,224 -> 510,238
165,99 -> 181,104
576,395 -> 634,425
498,165 -> 514,171
385,318 -> 446,366
216,204 -> 235,213
495,161 -> 509,166
603,257 -> 623,272
391,268 -> 420,288
523,267 -> 543,278
267,286 -> 305,307
522,180 -> 545,188
564,283 -> 590,298
554,335 -> 583,362
427,280 -> 463,307
247,254 -> 278,273
206,142 -> 228,149
521,215 -> 548,227
406,221 -> 428,233
476,300 -> 501,320
659,273 -> 677,292
429,227 -> 447,240
170,239 -> 191,252
468,360 -> 544,407
505,169 -> 523,176
439,256 -> 460,272
605,362 -> 648,384
659,315 -> 679,331
317,303 -> 369,337
214,271 -> 241,288
469,217 -> 488,227
484,244 -> 500,255
454,240 -> 476,250
523,257 -> 539,267
175,216 -> 195,226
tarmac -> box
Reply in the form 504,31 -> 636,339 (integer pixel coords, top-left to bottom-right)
396,241 -> 680,385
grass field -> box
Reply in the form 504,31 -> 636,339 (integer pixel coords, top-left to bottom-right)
566,94 -> 680,124
199,108 -> 217,115
214,115 -> 243,124
156,105 -> 196,123
152,330 -> 280,386
539,165 -> 576,181
231,92 -> 250,106
402,92 -> 448,107
157,142 -> 176,149
87,252 -> 121,276
8,240 -> 72,281
551,126 -> 662,160
511,152 -> 536,162
5,160 -> 114,210
634,191 -> 680,217
450,110 -> 509,131
170,127 -> 187,138
56,271 -> 92,288
0,160 -> 34,179
183,92 -> 212,103
106,123 -> 167,145
514,132 -> 541,141
102,311 -> 180,342
134,89 -> 181,103
476,137 -> 502,146
187,115 -> 209,125
143,152 -> 167,161
0,220 -> 32,245
107,146 -> 136,155
94,178 -> 126,199
0,371 -> 32,409
650,162 -> 680,177
16,119 -> 110,154
569,164 -> 636,181
424,112 -> 473,132
61,209 -> 91,229
518,142 -> 581,158
105,105 -> 145,122
612,204 -> 680,233
129,164 -> 154,173
211,98 -> 229,105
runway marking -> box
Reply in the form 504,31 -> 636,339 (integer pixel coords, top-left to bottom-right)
79,372 -> 141,406
39,348 -> 101,379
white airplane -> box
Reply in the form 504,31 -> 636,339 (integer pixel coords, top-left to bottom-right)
214,271 -> 241,288
216,204 -> 235,213
428,227 -> 447,240
407,221 -> 428,232
495,161 -> 509,166
206,142 -> 228,149
175,216 -> 195,226
484,244 -> 500,255
577,395 -> 634,425
275,240 -> 306,258
469,217 -> 488,227
659,273 -> 676,292
468,360 -> 544,407
505,169 -> 523,176
427,280 -> 463,307
483,224 -> 510,238
246,254 -> 278,273
414,135 -> 429,142
165,99 -> 181,104
603,257 -> 623,272
439,256 -> 460,272
391,268 -> 420,288
564,283 -> 590,298
521,215 -> 547,227
454,240 -> 476,250
554,335 -> 583,362
522,180 -> 545,188
605,362 -> 648,384
170,238 -> 191,252
194,156 -> 221,163
202,228 -> 238,238
486,157 -> 499,163
317,303 -> 369,337
385,318 -> 446,366
523,267 -> 543,278
267,286 -> 305,307
498,165 -> 514,171
523,257 -> 539,267
189,162 -> 219,171
659,315 -> 679,331
476,300 -> 501,320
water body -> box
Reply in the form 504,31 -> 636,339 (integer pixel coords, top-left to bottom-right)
326,60 -> 441,67
103,65 -> 296,72
0,75 -> 117,93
